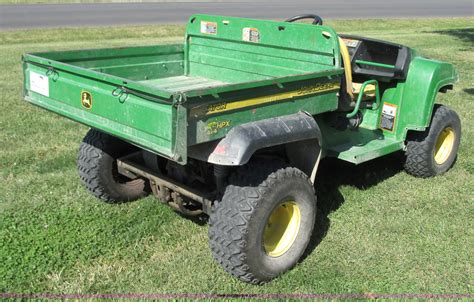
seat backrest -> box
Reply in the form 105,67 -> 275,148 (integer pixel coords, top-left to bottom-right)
338,37 -> 354,99
184,15 -> 341,83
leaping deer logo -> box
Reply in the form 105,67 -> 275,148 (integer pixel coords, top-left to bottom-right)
81,91 -> 92,109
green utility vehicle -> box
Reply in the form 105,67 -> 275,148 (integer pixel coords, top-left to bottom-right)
23,14 -> 461,284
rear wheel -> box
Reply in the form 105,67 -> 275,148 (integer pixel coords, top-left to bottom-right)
208,161 -> 316,284
404,105 -> 461,177
77,129 -> 148,203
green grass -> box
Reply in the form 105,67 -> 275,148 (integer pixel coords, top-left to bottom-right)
1,18 -> 473,295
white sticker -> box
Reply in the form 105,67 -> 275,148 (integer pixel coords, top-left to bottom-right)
380,102 -> 398,131
30,71 -> 49,97
382,103 -> 397,117
200,21 -> 217,35
342,38 -> 360,48
242,27 -> 260,43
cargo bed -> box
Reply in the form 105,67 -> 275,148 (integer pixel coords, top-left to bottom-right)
23,14 -> 343,163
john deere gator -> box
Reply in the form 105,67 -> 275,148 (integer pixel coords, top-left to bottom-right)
22,14 -> 461,284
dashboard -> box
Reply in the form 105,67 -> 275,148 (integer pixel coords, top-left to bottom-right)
339,35 -> 412,81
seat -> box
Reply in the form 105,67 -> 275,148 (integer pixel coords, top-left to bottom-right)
352,82 -> 376,98
338,37 -> 354,99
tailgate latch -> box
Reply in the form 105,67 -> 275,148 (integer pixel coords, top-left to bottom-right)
112,86 -> 129,103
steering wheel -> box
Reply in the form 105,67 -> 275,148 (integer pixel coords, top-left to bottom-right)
285,14 -> 323,25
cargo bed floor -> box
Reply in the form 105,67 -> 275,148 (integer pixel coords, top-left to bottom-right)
140,75 -> 228,93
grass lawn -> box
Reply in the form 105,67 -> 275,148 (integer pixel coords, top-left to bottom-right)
1,18 -> 473,295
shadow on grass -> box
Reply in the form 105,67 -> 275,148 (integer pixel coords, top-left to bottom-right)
177,211 -> 208,226
301,152 -> 405,261
167,152 -> 405,261
426,27 -> 474,44
464,88 -> 474,95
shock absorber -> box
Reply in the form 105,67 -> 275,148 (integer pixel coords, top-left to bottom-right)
214,164 -> 230,193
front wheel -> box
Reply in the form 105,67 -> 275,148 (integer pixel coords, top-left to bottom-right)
208,161 -> 316,284
404,105 -> 461,177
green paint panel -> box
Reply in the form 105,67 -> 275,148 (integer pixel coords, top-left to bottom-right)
185,14 -> 340,82
399,57 -> 458,135
36,44 -> 185,82
24,64 -> 175,157
187,79 -> 339,144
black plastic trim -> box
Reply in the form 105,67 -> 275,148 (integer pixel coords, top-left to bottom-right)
205,112 -> 322,166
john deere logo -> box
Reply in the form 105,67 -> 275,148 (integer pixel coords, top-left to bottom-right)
81,91 -> 92,109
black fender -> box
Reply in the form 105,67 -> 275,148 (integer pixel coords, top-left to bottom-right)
188,112 -> 323,182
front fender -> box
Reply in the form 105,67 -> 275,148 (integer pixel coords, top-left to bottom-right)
401,57 -> 458,130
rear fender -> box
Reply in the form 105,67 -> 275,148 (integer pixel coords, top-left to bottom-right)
191,112 -> 322,183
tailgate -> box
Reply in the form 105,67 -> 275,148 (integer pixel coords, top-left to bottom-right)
23,55 -> 178,161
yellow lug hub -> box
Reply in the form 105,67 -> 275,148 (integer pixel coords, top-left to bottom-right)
263,201 -> 301,257
434,127 -> 455,165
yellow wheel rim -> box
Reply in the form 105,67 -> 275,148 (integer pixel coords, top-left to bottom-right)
434,127 -> 455,165
263,201 -> 301,257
